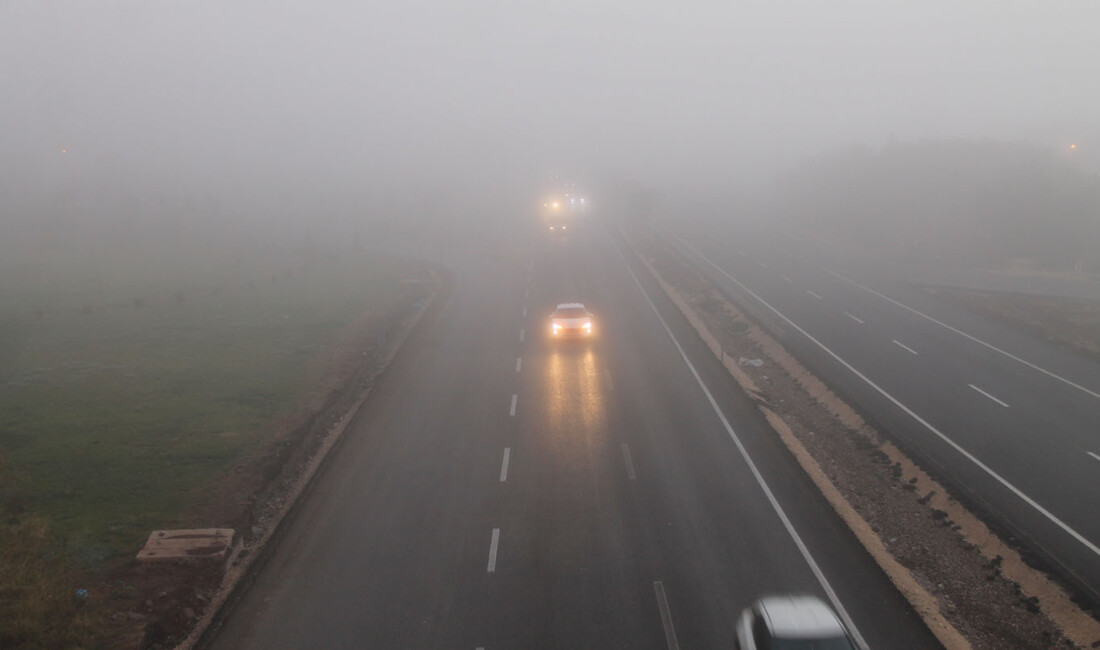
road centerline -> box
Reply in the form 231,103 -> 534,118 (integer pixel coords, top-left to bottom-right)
500,448 -> 511,482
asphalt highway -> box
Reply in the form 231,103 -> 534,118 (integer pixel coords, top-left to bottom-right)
205,221 -> 939,649
668,220 -> 1100,599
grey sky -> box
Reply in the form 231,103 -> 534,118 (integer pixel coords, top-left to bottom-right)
2,0 -> 1097,206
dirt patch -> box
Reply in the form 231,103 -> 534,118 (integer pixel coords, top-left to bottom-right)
626,227 -> 1099,650
923,286 -> 1100,364
82,269 -> 442,650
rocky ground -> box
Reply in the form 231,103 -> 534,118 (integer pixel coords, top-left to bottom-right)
627,227 -> 1099,650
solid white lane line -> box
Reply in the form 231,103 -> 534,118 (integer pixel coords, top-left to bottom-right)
969,384 -> 1010,408
615,239 -> 868,649
516,357 -> 522,372
893,340 -> 919,355
806,289 -> 824,300
604,368 -> 615,391
826,269 -> 1100,401
845,311 -> 865,324
674,234 -> 1100,560
756,260 -> 768,268
509,394 -> 517,416
487,529 -> 500,573
519,329 -> 525,343
780,274 -> 792,283
500,448 -> 511,482
1087,451 -> 1100,463
653,582 -> 681,650
621,443 -> 637,480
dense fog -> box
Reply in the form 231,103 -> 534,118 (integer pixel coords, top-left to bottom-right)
2,0 -> 1098,263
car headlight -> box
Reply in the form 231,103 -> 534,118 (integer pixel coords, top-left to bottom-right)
552,323 -> 562,334
582,321 -> 592,332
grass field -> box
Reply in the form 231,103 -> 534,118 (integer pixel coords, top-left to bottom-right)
0,241 -> 426,646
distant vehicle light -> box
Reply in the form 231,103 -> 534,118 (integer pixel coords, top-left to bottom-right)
553,202 -> 559,208
1070,143 -> 1078,150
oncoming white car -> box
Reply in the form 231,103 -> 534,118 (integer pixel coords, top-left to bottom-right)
549,302 -> 595,339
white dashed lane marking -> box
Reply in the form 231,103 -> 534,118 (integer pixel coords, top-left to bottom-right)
892,340 -> 919,355
500,448 -> 510,482
516,357 -> 522,372
604,368 -> 614,391
845,311 -> 865,324
806,290 -> 824,300
620,443 -> 637,480
653,581 -> 681,650
969,384 -> 1010,408
756,260 -> 768,268
780,274 -> 792,283
487,529 -> 500,573
1087,451 -> 1100,463
509,394 -> 517,416
826,269 -> 1100,401
519,329 -> 525,343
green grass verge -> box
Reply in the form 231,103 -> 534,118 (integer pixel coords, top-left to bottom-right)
0,243 -> 424,646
